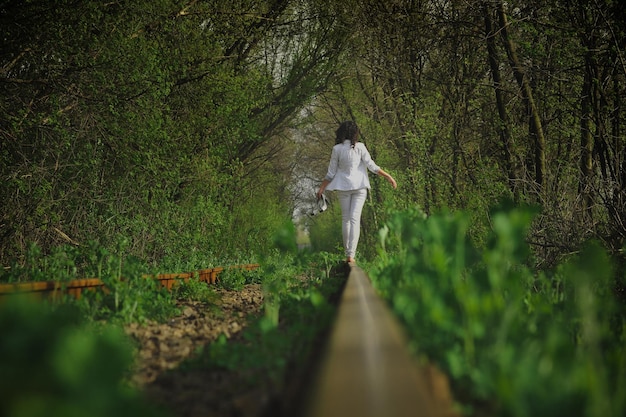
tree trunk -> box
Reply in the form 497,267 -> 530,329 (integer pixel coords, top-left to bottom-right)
496,1 -> 546,194
483,2 -> 518,200
579,50 -> 594,219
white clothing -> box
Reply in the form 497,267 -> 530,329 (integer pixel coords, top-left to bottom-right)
337,189 -> 368,259
324,140 -> 380,191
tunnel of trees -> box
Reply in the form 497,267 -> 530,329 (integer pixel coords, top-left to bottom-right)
1,0 -> 625,270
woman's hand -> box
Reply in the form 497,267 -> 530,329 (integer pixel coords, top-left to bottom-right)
378,169 -> 397,189
317,179 -> 330,199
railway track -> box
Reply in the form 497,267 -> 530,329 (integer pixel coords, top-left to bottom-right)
1,261 -> 457,417
0,263 -> 260,300
299,265 -> 457,417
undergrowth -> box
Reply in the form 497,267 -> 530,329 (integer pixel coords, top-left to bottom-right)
0,239 -> 261,324
179,250 -> 347,414
0,299 -> 167,417
0,224 -> 347,417
369,203 -> 626,417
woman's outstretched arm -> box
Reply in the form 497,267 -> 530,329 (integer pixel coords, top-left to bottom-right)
377,169 -> 397,189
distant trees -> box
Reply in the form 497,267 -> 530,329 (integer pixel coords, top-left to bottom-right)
2,0 -> 624,267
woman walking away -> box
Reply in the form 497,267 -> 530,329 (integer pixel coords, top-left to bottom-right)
316,120 -> 397,266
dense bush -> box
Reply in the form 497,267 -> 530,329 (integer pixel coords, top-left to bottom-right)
370,205 -> 626,417
0,240 -> 182,324
0,299 -> 166,417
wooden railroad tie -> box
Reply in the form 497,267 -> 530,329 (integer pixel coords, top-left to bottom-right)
0,264 -> 260,301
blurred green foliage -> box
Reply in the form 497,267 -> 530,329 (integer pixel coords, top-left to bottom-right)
370,205 -> 626,417
0,299 -> 166,417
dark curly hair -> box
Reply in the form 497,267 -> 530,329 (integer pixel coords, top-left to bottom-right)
335,120 -> 360,147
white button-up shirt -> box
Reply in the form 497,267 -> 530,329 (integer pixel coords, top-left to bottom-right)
324,140 -> 381,191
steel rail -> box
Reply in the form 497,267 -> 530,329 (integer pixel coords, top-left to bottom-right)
302,265 -> 456,417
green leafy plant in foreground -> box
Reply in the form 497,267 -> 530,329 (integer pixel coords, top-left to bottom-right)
0,298 -> 166,417
370,205 -> 626,417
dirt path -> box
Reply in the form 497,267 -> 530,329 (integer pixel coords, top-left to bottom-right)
124,284 -> 267,416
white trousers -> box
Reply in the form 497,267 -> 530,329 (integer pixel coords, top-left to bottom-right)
337,188 -> 368,259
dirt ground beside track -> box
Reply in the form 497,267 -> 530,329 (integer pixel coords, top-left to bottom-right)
125,284 -> 269,417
